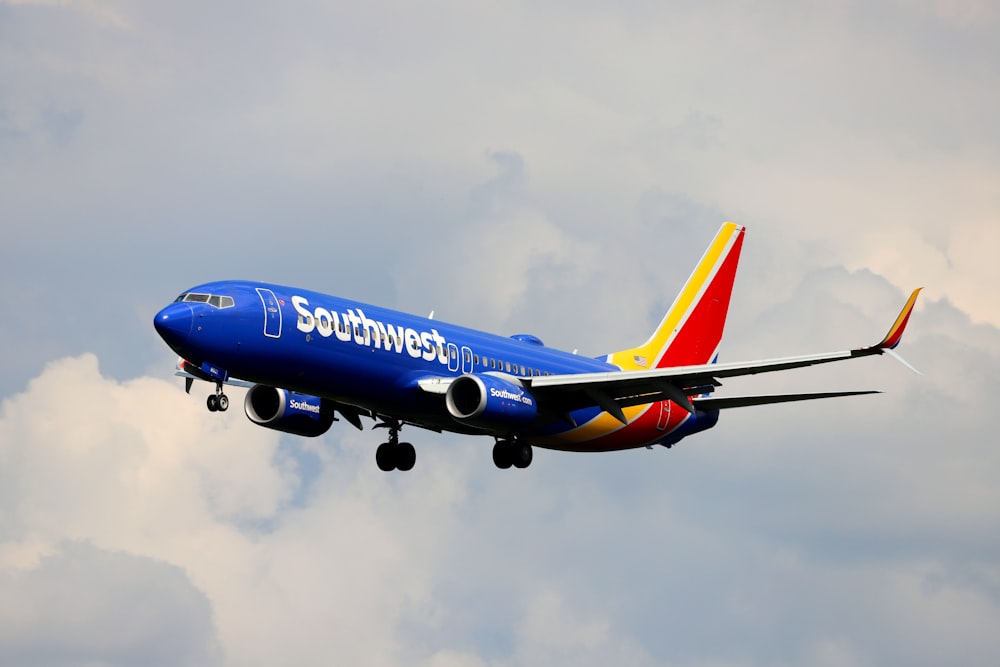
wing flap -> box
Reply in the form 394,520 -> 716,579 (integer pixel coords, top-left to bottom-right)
693,390 -> 880,411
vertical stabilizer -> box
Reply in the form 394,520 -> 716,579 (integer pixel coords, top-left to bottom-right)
608,222 -> 745,371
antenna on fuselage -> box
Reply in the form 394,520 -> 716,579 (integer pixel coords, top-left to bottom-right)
428,310 -> 435,320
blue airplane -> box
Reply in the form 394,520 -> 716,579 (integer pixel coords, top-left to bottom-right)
153,223 -> 921,471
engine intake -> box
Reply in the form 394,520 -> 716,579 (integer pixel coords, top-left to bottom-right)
244,385 -> 335,437
445,374 -> 538,430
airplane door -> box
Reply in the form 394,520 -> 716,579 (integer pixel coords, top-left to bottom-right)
446,343 -> 459,372
461,346 -> 474,374
256,288 -> 282,338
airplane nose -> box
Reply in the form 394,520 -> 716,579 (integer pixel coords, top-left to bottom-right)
153,302 -> 194,350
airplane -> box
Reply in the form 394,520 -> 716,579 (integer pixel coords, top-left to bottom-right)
153,222 -> 921,472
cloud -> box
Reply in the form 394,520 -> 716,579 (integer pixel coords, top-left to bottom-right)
2,1 -> 1000,665
394,151 -> 606,338
0,355 -> 476,665
2,289 -> 1000,667
0,541 -> 220,667
1,1 -> 129,28
2,0 -> 998,397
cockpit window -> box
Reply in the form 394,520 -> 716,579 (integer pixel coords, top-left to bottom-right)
174,293 -> 235,309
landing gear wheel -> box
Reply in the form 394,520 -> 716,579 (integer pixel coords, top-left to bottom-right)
206,394 -> 219,412
396,442 -> 416,471
372,418 -> 416,472
492,441 -> 513,469
511,443 -> 533,469
217,394 -> 229,412
376,443 -> 396,472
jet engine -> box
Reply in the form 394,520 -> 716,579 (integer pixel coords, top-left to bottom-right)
445,374 -> 538,430
244,385 -> 336,437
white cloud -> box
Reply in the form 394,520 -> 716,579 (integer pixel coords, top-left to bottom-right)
0,356 -> 479,665
1,328 -> 999,665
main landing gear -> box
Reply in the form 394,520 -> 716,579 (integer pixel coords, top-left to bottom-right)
374,419 -> 416,472
492,439 -> 533,469
206,383 -> 229,412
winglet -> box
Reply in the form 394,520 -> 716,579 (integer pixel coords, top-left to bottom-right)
876,288 -> 922,350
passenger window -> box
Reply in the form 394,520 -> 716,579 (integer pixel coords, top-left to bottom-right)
505,361 -> 511,373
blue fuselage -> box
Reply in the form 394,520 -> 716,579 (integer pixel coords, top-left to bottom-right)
154,280 -> 639,440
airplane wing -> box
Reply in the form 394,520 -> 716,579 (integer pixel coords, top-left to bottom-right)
523,288 -> 922,423
691,390 -> 880,411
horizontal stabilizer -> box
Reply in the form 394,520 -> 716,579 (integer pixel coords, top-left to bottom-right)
693,390 -> 880,410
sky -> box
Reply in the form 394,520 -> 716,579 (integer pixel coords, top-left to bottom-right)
1,0 -> 999,665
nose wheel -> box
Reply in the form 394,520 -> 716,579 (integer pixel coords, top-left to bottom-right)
206,383 -> 229,412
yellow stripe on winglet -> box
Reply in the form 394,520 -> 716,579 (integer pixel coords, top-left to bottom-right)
878,287 -> 923,349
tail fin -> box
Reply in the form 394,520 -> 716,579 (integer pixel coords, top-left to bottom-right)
608,222 -> 745,371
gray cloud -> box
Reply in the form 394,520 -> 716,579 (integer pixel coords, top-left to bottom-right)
2,0 -> 998,393
0,541 -> 220,667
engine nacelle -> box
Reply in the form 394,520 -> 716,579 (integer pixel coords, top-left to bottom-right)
244,385 -> 336,437
445,374 -> 538,430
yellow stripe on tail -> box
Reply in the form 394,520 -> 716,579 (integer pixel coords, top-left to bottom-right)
608,222 -> 746,371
